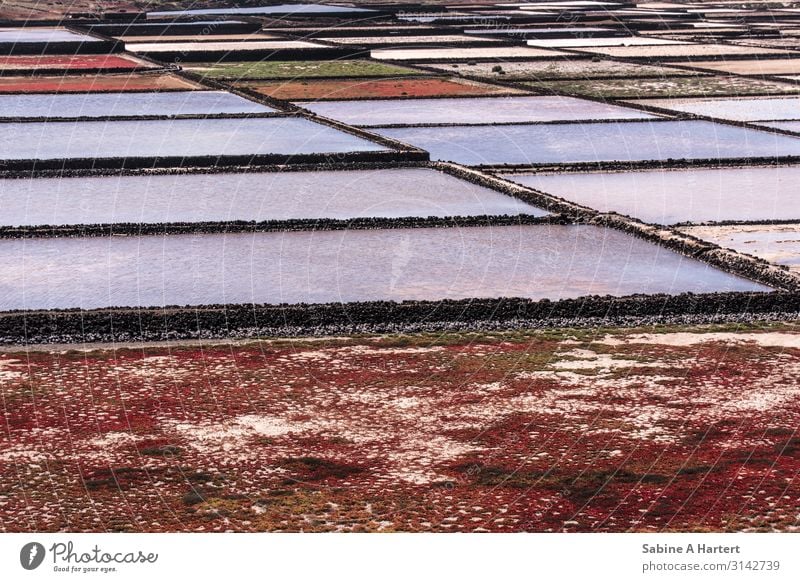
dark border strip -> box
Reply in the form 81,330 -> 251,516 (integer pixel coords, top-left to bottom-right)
479,156 -> 800,173
0,66 -> 158,77
144,10 -> 390,21
357,116 -> 669,130
311,39 -> 519,49
275,26 -> 459,39
13,312 -> 800,350
0,39 -> 122,55
133,46 -> 363,62
76,22 -> 262,36
0,214 -> 563,240
0,112 -> 291,123
0,291 -> 795,346
494,161 -> 800,177
0,149 -> 428,172
674,219 -> 800,228
0,159 -> 430,180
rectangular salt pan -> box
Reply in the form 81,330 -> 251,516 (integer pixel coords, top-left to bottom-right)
298,96 -> 655,126
319,35 -> 499,45
526,37 -> 688,47
115,34 -> 281,42
127,40 -> 326,52
574,44 -> 793,58
371,47 -> 566,60
678,59 -> 800,76
465,27 -> 615,36
0,91 -> 273,119
0,168 -> 545,227
0,225 -> 768,310
630,97 -> 800,122
681,224 -> 800,272
0,117 -> 386,161
0,28 -> 99,43
507,1 -> 619,6
758,121 -> 800,133
148,4 -> 376,17
95,20 -> 247,28
376,120 -> 800,165
504,166 -> 800,225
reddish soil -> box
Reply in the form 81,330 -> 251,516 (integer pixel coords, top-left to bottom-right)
1,326 -> 799,533
0,54 -> 149,72
246,77 -> 520,100
0,73 -> 200,93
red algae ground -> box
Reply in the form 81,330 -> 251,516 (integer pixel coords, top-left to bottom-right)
0,54 -> 149,72
245,77 -> 521,100
0,73 -> 199,94
1,323 -> 800,533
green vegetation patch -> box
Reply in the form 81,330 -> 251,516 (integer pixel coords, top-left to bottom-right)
187,59 -> 423,80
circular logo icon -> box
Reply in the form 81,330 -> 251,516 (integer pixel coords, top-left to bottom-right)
20,542 -> 46,570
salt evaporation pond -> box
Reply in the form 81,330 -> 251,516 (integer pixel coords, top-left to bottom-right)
127,40 -> 326,53
370,47 -> 566,60
574,44 -> 791,59
665,59 -> 800,76
681,224 -> 800,272
0,91 -> 273,119
318,35 -> 496,45
0,225 -> 768,310
504,166 -> 800,224
0,27 -> 99,43
633,96 -> 800,122
0,168 -> 545,227
526,37 -> 688,47
148,4 -> 376,17
464,26 -> 614,37
298,96 -> 655,126
97,19 -> 247,29
757,121 -> 800,133
116,34 -> 280,42
377,120 -> 800,165
0,117 -> 386,161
